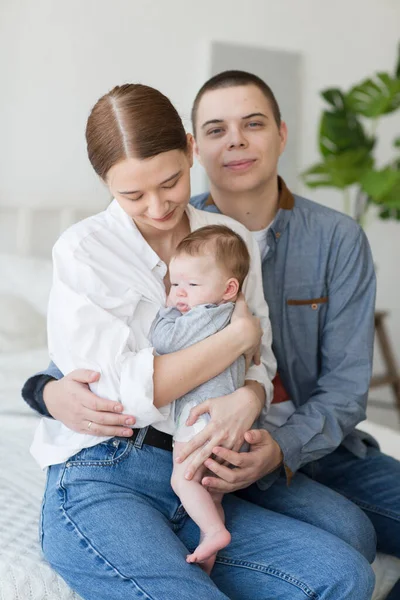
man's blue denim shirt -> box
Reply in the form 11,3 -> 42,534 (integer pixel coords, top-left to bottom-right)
22,178 -> 376,481
190,178 -> 377,481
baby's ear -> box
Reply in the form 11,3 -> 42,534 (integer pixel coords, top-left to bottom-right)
223,278 -> 240,301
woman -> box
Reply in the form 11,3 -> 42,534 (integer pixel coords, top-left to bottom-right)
33,84 -> 374,600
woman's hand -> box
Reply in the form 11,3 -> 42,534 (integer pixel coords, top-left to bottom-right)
231,293 -> 262,370
175,385 -> 263,480
43,369 -> 136,437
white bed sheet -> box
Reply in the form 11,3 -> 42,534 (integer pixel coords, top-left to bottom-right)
0,349 -> 399,600
0,349 -> 81,600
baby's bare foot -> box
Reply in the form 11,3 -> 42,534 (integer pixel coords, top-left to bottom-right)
196,554 -> 217,576
186,528 -> 231,574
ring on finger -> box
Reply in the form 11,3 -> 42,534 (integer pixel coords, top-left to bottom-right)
87,421 -> 93,430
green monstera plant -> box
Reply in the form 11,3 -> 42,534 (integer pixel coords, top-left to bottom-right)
303,44 -> 400,225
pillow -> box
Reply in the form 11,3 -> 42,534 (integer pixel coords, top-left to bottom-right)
0,253 -> 52,316
0,294 -> 47,353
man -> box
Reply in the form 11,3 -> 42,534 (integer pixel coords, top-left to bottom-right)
23,71 -> 399,576
187,71 -> 400,563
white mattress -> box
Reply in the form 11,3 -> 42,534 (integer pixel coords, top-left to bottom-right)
0,349 -> 81,600
0,349 -> 399,600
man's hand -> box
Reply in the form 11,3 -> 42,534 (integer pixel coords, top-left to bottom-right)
174,387 -> 262,480
43,369 -> 135,437
201,429 -> 283,493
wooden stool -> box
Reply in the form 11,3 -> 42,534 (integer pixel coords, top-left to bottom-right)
370,311 -> 400,417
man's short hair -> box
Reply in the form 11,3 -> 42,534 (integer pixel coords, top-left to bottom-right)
191,70 -> 281,137
173,225 -> 250,290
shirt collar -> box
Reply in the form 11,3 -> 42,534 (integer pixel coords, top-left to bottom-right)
204,176 -> 294,237
107,201 -> 206,272
108,199 -> 161,271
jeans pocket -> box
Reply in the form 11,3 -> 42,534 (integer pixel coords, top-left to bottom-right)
67,438 -> 132,466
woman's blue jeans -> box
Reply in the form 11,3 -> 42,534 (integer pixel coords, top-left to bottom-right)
41,433 -> 375,600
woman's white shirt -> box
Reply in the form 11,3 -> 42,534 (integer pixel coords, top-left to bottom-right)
31,201 -> 276,469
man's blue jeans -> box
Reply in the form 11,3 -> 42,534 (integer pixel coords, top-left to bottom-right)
41,433 -> 375,600
238,440 -> 400,578
301,441 -> 400,559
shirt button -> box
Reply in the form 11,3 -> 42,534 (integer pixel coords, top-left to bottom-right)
275,232 -> 281,239
112,440 -> 119,447
66,462 -> 72,467
311,303 -> 318,310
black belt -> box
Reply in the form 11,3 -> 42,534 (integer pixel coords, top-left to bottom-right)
130,426 -> 173,452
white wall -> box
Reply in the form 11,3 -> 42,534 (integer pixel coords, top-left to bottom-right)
2,0 -> 400,374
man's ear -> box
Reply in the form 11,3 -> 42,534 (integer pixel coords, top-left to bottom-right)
186,133 -> 194,167
192,135 -> 203,166
278,121 -> 288,156
222,278 -> 240,301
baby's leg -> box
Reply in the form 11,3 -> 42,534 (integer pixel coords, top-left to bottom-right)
209,489 -> 225,525
197,488 -> 227,574
171,442 -> 231,574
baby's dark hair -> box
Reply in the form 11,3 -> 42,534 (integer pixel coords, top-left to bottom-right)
173,225 -> 250,290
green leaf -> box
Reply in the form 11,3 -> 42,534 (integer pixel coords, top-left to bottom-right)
302,163 -> 337,188
394,136 -> 400,148
379,208 -> 391,220
362,167 -> 400,208
395,42 -> 400,79
302,149 -> 373,190
319,110 -> 374,157
321,88 -> 346,110
378,207 -> 400,221
346,72 -> 400,117
361,168 -> 400,199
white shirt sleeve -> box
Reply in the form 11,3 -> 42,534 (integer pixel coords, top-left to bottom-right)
47,237 -> 171,428
241,230 -> 277,415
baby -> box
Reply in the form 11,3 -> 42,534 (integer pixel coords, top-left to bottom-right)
150,225 -> 271,574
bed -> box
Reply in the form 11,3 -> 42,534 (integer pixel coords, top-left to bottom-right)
0,249 -> 82,599
0,209 -> 399,600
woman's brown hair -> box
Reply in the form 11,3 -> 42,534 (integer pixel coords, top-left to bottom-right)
86,84 -> 188,180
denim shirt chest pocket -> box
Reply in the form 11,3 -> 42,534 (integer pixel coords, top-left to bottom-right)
283,283 -> 328,368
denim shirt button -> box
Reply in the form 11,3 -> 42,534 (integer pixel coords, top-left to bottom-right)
275,232 -> 281,239
112,440 -> 119,447
311,303 -> 318,310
